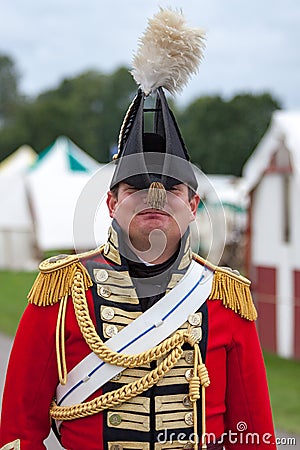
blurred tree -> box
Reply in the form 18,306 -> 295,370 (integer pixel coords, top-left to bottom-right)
0,55 -> 281,173
0,66 -> 136,162
0,54 -> 22,126
177,93 -> 281,176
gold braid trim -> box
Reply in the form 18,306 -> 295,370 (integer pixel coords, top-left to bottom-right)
193,253 -> 257,321
56,295 -> 68,385
50,346 -> 183,421
188,342 -> 210,450
71,270 -> 187,366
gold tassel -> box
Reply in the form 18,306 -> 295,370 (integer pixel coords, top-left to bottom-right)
27,261 -> 93,306
147,181 -> 167,210
209,269 -> 257,321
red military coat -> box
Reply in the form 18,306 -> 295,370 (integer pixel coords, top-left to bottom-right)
0,246 -> 276,450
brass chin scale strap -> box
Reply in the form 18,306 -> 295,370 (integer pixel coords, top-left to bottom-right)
51,270 -> 210,449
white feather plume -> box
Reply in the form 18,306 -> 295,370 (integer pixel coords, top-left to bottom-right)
131,8 -> 206,96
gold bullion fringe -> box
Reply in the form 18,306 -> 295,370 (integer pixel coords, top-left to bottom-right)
50,270 -> 210,450
147,181 -> 167,210
208,269 -> 257,321
27,262 -> 93,306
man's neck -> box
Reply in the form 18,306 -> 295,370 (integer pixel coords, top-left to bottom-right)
110,220 -> 189,266
133,246 -> 179,265
128,235 -> 180,265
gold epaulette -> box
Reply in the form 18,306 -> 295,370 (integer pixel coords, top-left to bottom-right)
193,253 -> 257,321
27,247 -> 103,306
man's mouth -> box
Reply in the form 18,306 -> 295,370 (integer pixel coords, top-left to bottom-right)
137,209 -> 169,216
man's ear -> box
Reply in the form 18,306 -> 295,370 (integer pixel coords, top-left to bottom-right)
106,191 -> 117,218
189,194 -> 200,218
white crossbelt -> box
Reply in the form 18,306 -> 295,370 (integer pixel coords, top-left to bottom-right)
56,260 -> 213,410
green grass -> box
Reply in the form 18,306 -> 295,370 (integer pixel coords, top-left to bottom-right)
264,351 -> 300,434
0,271 -> 37,335
0,271 -> 299,434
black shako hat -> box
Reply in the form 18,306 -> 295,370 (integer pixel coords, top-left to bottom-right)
109,8 -> 205,207
110,87 -> 198,191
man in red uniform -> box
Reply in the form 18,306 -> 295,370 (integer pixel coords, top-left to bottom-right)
0,8 -> 276,450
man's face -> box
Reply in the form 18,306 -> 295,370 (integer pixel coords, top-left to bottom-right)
106,182 -> 200,258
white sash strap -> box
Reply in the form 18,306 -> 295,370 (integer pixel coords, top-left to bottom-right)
0,440 -> 20,450
56,261 -> 213,409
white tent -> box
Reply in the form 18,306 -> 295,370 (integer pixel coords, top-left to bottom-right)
26,136 -> 111,252
0,146 -> 37,269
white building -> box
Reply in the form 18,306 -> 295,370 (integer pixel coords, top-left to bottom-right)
243,110 -> 300,360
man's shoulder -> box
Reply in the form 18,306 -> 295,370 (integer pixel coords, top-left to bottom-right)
192,253 -> 257,321
38,247 -> 104,273
192,252 -> 251,285
27,247 -> 104,307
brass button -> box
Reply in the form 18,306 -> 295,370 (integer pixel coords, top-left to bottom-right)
185,368 -> 193,381
188,313 -> 201,326
99,286 -> 111,298
111,372 -> 122,381
104,243 -> 110,255
105,324 -> 118,338
101,306 -> 115,321
184,412 -> 194,426
190,327 -> 202,342
95,269 -> 109,283
182,395 -> 192,408
111,445 -> 123,450
49,254 -> 67,263
109,413 -> 122,426
184,351 -> 194,365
